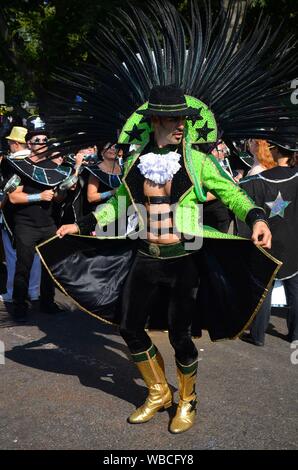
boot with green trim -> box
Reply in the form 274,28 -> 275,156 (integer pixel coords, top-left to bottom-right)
128,344 -> 172,424
169,358 -> 198,434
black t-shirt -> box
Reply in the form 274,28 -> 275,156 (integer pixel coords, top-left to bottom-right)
238,165 -> 298,279
13,158 -> 58,228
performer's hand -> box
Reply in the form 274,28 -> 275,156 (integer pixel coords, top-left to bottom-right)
41,189 -> 55,201
251,221 -> 272,249
75,151 -> 85,166
56,224 -> 79,238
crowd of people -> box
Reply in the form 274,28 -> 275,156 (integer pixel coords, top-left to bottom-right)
0,0 -> 297,437
0,117 -> 124,321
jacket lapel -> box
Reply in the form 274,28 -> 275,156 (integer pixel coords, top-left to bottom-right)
171,157 -> 193,203
123,154 -> 145,204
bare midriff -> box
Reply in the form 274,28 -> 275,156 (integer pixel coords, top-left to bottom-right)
144,179 -> 180,244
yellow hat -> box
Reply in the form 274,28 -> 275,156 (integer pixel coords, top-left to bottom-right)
5,126 -> 28,144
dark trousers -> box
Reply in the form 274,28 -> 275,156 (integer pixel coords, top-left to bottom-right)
250,274 -> 298,343
250,286 -> 273,343
13,224 -> 56,310
120,251 -> 199,365
284,274 -> 298,342
203,200 -> 232,234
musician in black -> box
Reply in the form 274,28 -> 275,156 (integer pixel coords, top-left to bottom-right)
7,119 -> 71,321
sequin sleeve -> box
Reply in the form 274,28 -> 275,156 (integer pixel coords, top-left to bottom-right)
201,154 -> 264,222
93,183 -> 131,227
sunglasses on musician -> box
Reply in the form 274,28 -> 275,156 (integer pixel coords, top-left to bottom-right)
30,138 -> 48,145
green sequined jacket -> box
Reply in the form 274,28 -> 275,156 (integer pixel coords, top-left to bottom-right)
92,145 -> 261,239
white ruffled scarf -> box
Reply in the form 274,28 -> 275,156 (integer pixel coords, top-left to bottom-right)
137,151 -> 181,185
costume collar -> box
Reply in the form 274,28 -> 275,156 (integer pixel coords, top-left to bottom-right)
7,157 -> 72,187
85,165 -> 122,189
137,150 -> 181,185
9,149 -> 31,160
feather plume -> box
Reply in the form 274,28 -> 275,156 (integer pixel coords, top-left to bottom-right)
44,0 -> 298,151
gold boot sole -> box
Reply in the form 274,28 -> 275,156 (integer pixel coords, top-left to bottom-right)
128,398 -> 172,424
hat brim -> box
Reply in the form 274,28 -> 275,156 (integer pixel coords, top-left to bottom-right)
5,136 -> 26,144
119,95 -> 217,145
267,139 -> 298,152
25,130 -> 48,141
136,107 -> 200,117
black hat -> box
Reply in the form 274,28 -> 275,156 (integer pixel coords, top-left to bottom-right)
25,115 -> 48,141
268,125 -> 298,152
137,85 -> 199,117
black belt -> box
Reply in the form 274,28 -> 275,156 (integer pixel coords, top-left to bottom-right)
145,196 -> 171,204
148,211 -> 173,222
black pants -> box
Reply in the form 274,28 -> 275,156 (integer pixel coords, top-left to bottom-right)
250,274 -> 298,342
13,224 -> 56,310
203,200 -> 232,234
120,251 -> 199,365
250,285 -> 273,343
284,274 -> 298,342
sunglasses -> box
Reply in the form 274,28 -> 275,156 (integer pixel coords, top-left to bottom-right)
103,143 -> 120,151
30,138 -> 48,145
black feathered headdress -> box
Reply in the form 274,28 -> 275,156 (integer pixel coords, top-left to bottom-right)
45,0 -> 298,152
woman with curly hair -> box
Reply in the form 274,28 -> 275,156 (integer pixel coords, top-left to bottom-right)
247,139 -> 277,176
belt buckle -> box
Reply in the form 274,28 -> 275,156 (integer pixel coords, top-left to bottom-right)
148,243 -> 160,257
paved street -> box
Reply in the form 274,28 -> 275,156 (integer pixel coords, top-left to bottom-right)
0,289 -> 297,450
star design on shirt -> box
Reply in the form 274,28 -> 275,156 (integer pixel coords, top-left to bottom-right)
125,124 -> 146,142
265,191 -> 291,218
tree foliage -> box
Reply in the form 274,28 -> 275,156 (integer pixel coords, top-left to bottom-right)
0,0 -> 297,105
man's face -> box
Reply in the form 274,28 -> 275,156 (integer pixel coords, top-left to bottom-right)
153,116 -> 185,147
81,146 -> 96,155
211,141 -> 229,161
102,143 -> 118,160
28,134 -> 48,155
51,151 -> 63,165
268,145 -> 281,162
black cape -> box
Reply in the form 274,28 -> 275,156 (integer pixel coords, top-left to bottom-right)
36,234 -> 280,341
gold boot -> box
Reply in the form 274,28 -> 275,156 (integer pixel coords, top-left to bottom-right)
128,344 -> 172,424
169,359 -> 198,434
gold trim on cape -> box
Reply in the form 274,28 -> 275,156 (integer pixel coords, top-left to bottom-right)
36,235 -> 282,341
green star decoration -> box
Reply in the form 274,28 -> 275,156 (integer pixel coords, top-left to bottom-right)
265,191 -> 291,218
188,107 -> 204,125
195,120 -> 215,142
